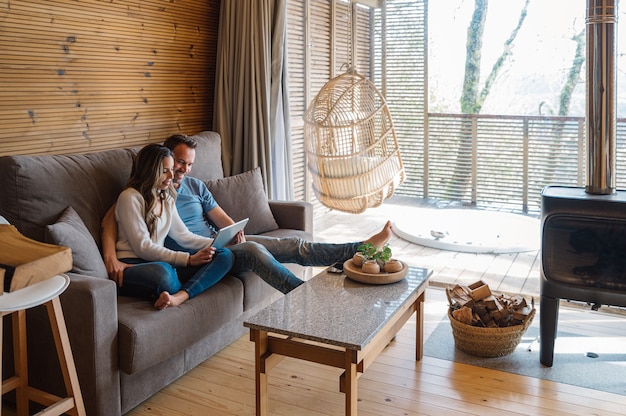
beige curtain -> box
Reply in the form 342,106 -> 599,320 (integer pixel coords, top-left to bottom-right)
213,0 -> 292,200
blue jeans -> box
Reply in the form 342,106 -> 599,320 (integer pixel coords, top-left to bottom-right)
229,236 -> 362,294
118,248 -> 234,300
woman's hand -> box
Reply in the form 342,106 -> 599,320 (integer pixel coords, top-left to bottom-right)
188,246 -> 216,266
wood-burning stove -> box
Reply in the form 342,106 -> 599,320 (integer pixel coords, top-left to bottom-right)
539,0 -> 622,366
540,186 -> 626,366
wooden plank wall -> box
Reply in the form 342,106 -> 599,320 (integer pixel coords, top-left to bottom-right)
0,0 -> 220,157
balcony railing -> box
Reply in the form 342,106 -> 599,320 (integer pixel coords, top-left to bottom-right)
394,113 -> 626,215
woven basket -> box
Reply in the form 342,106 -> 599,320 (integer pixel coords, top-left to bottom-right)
448,308 -> 536,357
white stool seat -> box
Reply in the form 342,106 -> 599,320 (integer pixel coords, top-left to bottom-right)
0,274 -> 69,312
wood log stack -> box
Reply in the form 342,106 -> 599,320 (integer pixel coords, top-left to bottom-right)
447,280 -> 534,328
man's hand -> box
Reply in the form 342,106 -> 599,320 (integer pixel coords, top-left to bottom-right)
231,230 -> 246,245
101,203 -> 130,286
104,254 -> 131,287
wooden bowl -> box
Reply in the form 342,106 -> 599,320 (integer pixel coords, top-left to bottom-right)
342,259 -> 408,285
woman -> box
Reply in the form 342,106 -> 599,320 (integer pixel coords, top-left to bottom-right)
114,143 -> 234,310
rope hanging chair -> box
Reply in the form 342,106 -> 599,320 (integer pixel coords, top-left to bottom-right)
303,69 -> 405,214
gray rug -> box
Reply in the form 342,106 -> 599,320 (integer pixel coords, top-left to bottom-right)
424,314 -> 626,395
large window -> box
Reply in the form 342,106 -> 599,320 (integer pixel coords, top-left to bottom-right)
286,0 -> 426,206
430,1 -> 626,118
432,1 -> 592,117
426,0 -> 626,212
286,0 -> 626,213
286,0 -> 377,204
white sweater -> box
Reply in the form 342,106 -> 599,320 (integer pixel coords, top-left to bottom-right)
115,188 -> 214,267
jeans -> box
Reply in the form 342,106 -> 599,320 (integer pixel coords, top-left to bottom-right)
229,236 -> 362,294
118,248 -> 234,300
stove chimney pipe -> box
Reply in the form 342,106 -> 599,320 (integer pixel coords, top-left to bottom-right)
585,0 -> 617,195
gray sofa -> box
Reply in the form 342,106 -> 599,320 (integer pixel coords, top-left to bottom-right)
0,131 -> 313,415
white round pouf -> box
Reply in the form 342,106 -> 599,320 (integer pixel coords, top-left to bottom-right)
393,209 -> 540,254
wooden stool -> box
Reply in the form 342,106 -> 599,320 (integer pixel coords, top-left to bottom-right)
1,274 -> 85,416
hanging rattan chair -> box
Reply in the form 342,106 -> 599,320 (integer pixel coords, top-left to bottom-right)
303,70 -> 405,214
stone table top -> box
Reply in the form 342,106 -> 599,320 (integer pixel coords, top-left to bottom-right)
244,266 -> 431,350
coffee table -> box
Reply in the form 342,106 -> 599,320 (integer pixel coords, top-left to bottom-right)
244,266 -> 431,415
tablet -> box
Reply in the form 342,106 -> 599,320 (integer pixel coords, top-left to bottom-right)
210,218 -> 249,248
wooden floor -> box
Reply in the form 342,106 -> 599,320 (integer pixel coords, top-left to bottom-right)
126,287 -> 626,416
124,197 -> 626,416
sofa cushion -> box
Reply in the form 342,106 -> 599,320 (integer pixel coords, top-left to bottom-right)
258,228 -> 312,241
205,167 -> 279,235
117,276 -> 244,374
187,131 -> 225,180
0,148 -> 135,243
45,206 -> 109,279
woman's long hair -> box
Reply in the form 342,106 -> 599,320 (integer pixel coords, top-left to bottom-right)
127,144 -> 175,236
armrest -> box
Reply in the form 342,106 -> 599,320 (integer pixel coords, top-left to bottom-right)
60,274 -> 122,416
269,200 -> 313,234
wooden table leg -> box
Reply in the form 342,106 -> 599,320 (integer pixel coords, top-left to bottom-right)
415,292 -> 425,361
344,349 -> 358,416
251,329 -> 269,416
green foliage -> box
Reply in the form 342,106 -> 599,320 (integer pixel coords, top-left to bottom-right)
357,243 -> 392,263
378,245 -> 392,263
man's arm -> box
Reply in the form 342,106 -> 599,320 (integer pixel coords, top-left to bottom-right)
206,205 -> 234,228
101,203 -> 130,286
206,205 -> 245,244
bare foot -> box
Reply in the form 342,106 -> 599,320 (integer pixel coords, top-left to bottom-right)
154,291 -> 172,310
364,220 -> 393,248
168,291 -> 190,307
154,290 -> 190,310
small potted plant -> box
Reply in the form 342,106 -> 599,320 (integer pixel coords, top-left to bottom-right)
369,245 -> 402,273
352,242 -> 370,267
383,257 -> 403,273
354,242 -> 376,273
376,245 -> 405,273
352,250 -> 366,267
355,243 -> 394,274
377,245 -> 392,266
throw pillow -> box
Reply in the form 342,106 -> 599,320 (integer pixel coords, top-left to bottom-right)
45,206 -> 109,279
205,167 -> 279,235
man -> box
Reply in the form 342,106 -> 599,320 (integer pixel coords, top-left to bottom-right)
102,134 -> 392,294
